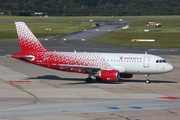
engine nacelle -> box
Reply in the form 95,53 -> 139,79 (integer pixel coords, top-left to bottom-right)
120,73 -> 133,78
98,70 -> 120,82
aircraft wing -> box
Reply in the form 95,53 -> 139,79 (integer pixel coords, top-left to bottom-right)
56,64 -> 126,73
58,64 -> 104,69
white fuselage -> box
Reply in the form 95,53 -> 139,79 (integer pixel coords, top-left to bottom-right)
98,53 -> 173,74
40,51 -> 173,74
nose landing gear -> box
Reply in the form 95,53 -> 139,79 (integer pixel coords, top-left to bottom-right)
145,74 -> 151,84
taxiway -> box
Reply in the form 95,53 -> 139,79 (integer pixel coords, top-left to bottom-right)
0,19 -> 180,120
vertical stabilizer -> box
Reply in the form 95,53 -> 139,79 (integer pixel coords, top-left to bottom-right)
15,22 -> 48,53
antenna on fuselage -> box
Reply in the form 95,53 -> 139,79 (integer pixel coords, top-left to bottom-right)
74,50 -> 76,53
145,51 -> 147,54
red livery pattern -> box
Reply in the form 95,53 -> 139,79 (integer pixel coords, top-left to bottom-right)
15,22 -> 110,68
16,22 -> 48,52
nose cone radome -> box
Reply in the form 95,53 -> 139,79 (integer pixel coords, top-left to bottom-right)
166,63 -> 173,72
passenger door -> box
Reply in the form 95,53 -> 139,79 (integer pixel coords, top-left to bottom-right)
143,56 -> 149,68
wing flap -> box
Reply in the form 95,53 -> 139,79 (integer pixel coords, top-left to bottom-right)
55,64 -> 126,73
58,64 -> 102,70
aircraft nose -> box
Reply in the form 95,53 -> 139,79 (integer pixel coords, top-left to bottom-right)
167,63 -> 173,72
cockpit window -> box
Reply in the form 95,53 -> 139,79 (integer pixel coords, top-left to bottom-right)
156,60 -> 166,63
162,60 -> 166,63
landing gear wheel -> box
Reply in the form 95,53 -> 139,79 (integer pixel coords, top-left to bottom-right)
145,74 -> 151,84
86,78 -> 93,83
95,77 -> 101,82
146,80 -> 151,84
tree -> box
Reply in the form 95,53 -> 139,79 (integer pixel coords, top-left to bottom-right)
0,0 -> 180,16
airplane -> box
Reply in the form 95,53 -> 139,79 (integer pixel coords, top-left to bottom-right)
12,22 -> 173,84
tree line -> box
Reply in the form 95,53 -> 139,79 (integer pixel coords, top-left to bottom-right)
0,0 -> 180,16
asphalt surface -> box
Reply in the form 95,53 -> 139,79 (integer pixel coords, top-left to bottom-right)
0,55 -> 180,119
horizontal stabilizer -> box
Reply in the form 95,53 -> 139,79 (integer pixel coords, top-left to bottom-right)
12,52 -> 35,61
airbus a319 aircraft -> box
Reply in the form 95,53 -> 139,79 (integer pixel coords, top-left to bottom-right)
12,22 -> 173,83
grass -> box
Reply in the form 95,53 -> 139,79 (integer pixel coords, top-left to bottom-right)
26,22 -> 93,38
1,15 -> 180,21
0,22 -> 93,39
0,40 -> 18,44
94,19 -> 180,48
0,16 -> 124,21
94,29 -> 180,48
130,19 -> 180,27
0,16 -> 180,47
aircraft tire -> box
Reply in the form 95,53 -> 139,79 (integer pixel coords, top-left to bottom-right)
96,77 -> 101,81
146,80 -> 151,84
86,78 -> 93,83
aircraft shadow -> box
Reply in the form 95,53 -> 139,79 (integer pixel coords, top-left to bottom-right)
27,75 -> 178,84
122,79 -> 178,83
27,75 -> 85,81
26,75 -> 122,84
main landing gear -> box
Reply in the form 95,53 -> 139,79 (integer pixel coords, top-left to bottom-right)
85,77 -> 102,83
145,74 -> 151,84
85,77 -> 93,83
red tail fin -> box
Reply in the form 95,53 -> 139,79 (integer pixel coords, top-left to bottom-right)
15,22 -> 48,53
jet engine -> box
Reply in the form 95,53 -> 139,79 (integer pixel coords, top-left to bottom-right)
97,70 -> 120,82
